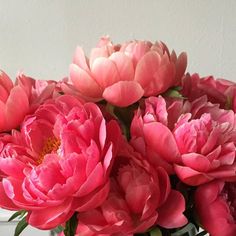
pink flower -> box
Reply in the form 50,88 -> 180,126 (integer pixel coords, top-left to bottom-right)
16,72 -> 59,110
195,180 -> 236,236
174,97 -> 236,185
130,96 -> 182,174
0,95 -> 122,229
131,96 -> 236,185
182,73 -> 236,111
0,70 -> 30,131
58,222 -> 113,236
69,37 -> 187,107
78,145 -> 187,235
0,70 -> 59,132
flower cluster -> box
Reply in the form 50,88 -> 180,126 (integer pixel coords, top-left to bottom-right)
0,37 -> 236,236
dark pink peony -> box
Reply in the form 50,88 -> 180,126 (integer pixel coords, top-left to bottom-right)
78,145 -> 187,235
181,73 -> 236,111
195,180 -> 236,236
69,37 -> 187,107
0,95 -> 122,229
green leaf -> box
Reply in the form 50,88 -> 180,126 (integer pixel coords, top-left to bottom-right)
150,228 -> 162,236
14,216 -> 28,236
164,89 -> 183,98
64,213 -> 78,236
8,210 -> 26,222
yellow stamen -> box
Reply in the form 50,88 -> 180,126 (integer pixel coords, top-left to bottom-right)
37,137 -> 61,164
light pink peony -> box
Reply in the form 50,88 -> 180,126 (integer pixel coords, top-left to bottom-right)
78,145 -> 187,235
195,180 -> 236,236
0,95 -> 122,229
0,71 -> 30,131
69,37 -> 187,107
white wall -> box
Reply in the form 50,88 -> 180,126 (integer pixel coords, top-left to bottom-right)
0,209 -> 50,235
0,0 -> 235,82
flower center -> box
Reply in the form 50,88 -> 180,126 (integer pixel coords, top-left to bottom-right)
221,182 -> 236,221
37,137 -> 61,164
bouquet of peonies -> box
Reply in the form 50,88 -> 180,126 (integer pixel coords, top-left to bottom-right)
0,37 -> 236,236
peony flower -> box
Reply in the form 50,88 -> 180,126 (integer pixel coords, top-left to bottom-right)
69,37 -> 187,107
0,95 -> 122,229
130,96 -> 183,174
58,222 -> 113,236
0,70 -> 60,132
78,145 -> 187,235
0,70 -> 30,131
181,73 -> 236,111
16,72 -> 59,110
131,95 -> 236,185
195,180 -> 236,236
174,97 -> 236,185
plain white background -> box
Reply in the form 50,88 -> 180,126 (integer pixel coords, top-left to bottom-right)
0,0 -> 235,235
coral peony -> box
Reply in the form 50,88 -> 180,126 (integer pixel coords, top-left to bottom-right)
0,71 -> 30,131
130,96 -> 183,174
195,180 -> 236,236
131,95 -> 236,185
69,37 -> 187,107
0,70 -> 59,132
16,72 -> 58,109
174,96 -> 236,185
0,95 -> 122,229
78,145 -> 187,235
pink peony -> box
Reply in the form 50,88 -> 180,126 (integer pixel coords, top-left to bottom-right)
130,96 -> 183,174
78,145 -> 187,235
0,71 -> 30,131
0,95 -> 122,229
195,180 -> 236,236
182,73 -> 236,111
0,70 -> 60,132
69,37 -> 187,107
131,96 -> 236,185
58,222 -> 113,236
16,72 -> 59,110
174,97 -> 236,185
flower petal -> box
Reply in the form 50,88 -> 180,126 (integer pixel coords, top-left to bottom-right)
73,46 -> 89,71
91,58 -> 120,89
103,81 -> 144,107
143,122 -> 180,163
157,190 -> 187,228
70,64 -> 102,98
109,52 -> 134,81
